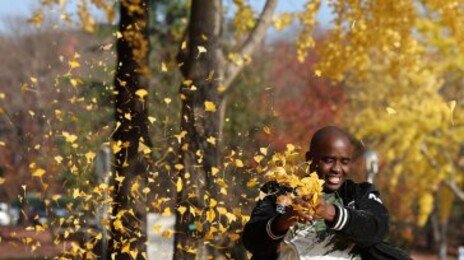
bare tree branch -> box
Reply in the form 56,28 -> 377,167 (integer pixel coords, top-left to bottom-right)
223,0 -> 278,91
420,144 -> 464,202
444,179 -> 464,202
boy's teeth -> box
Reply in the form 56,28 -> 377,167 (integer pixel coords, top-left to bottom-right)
328,177 -> 340,184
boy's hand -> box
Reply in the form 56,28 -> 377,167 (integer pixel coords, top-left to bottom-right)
314,196 -> 336,222
271,196 -> 313,234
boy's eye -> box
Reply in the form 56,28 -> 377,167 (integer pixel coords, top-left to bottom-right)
341,159 -> 351,165
322,158 -> 334,163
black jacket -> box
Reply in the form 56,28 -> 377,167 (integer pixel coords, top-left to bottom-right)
242,180 -> 411,260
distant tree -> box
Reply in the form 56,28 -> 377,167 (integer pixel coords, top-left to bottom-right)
262,41 -> 346,149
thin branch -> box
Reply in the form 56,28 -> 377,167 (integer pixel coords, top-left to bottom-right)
223,0 -> 278,91
444,179 -> 464,202
420,144 -> 464,202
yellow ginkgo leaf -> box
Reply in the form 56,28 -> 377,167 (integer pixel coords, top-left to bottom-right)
54,156 -> 63,164
206,136 -> 216,145
73,188 -> 80,199
32,168 -> 46,178
62,132 -> 78,143
68,60 -> 80,69
204,101 -> 217,112
386,107 -> 397,115
235,159 -> 244,168
177,206 -> 187,215
162,229 -> 174,238
263,126 -> 271,135
148,116 -> 157,123
135,89 -> 148,99
162,207 -> 172,217
211,167 -> 220,176
176,178 -> 183,192
85,151 -> 96,163
161,62 -> 168,72
197,46 -> 207,54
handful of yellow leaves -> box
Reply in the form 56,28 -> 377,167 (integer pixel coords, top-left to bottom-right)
264,145 -> 325,215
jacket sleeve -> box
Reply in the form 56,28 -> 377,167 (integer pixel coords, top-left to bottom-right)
328,184 -> 390,248
242,194 -> 284,259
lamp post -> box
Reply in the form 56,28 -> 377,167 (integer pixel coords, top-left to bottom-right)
365,150 -> 379,184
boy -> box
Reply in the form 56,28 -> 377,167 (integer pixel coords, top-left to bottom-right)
242,126 -> 410,259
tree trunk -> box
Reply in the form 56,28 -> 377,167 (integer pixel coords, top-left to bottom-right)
173,1 -> 278,258
109,0 -> 152,258
173,0 -> 224,258
438,222 -> 447,260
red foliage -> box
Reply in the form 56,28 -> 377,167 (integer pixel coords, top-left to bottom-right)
262,40 -> 346,149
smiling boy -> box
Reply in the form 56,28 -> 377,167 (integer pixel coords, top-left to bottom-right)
242,126 -> 410,259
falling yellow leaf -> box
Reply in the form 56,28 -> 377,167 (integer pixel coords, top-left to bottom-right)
162,207 -> 172,217
204,101 -> 217,112
30,77 -> 38,83
177,206 -> 187,215
115,176 -> 125,183
138,142 -> 151,154
164,98 -> 172,104
205,208 -> 216,223
85,151 -> 96,163
32,168 -> 46,178
62,132 -> 78,143
54,156 -> 63,164
73,188 -> 80,199
209,198 -> 217,207
254,155 -> 264,163
206,136 -> 216,145
148,116 -> 157,124
197,46 -> 207,54
162,229 -> 174,238
386,107 -> 397,115
152,224 -> 162,233
211,167 -> 220,176
263,126 -> 271,135
135,89 -> 148,99
68,60 -> 80,69
113,219 -> 124,231
131,181 -> 140,194
161,62 -> 168,72
174,164 -> 184,171
176,178 -> 183,192
235,159 -> 244,168
28,10 -> 43,26
246,178 -> 259,188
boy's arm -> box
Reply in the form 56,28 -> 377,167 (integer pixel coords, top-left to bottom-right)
327,186 -> 390,248
242,194 -> 284,259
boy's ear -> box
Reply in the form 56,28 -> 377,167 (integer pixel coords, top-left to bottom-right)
305,151 -> 311,162
306,151 -> 318,173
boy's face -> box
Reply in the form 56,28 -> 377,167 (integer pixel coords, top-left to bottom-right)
308,135 -> 353,192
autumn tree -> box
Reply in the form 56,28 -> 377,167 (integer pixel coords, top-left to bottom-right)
300,0 -> 464,257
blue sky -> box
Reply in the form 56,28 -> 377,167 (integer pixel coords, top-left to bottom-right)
0,1 -> 333,30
